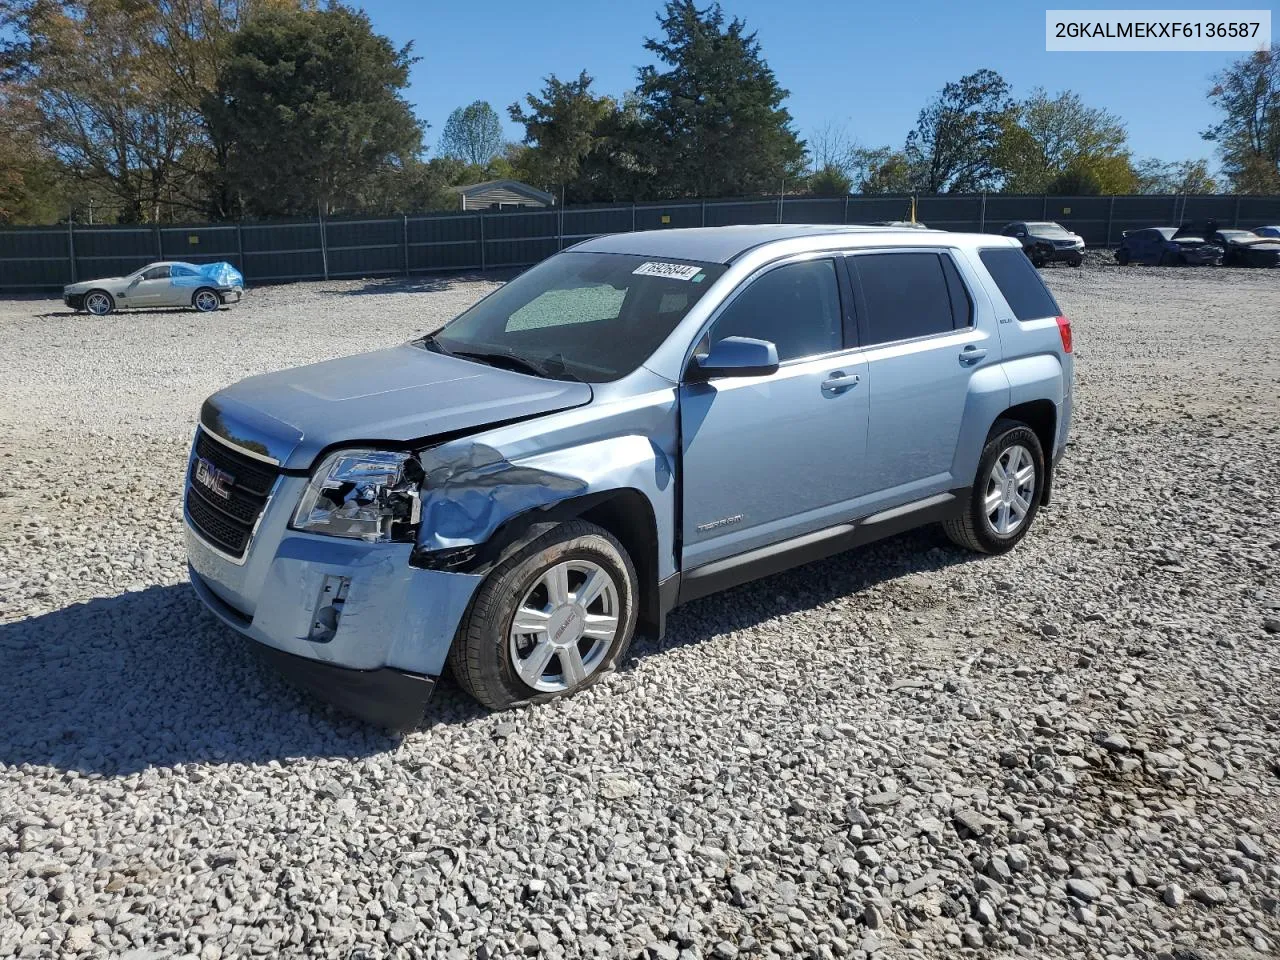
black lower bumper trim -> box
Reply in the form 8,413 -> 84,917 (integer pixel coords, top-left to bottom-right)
252,644 -> 436,731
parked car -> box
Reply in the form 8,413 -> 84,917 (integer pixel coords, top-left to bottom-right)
1000,221 -> 1084,267
1254,226 -> 1280,238
184,225 -> 1073,728
64,261 -> 244,315
1114,226 -> 1222,266
1208,228 -> 1280,268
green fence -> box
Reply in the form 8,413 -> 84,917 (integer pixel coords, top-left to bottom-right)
3,193 -> 1279,291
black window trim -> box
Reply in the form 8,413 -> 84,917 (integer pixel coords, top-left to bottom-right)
681,251 -> 854,379
843,247 -> 978,351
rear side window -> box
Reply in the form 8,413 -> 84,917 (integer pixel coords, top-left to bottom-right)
977,248 -> 1061,321
852,252 -> 965,345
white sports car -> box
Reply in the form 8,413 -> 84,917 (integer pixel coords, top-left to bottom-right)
63,261 -> 245,315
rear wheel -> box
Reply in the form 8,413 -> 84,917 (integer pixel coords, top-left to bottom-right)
192,288 -> 221,312
1115,248 -> 1130,265
84,290 -> 114,316
943,420 -> 1045,555
448,520 -> 639,710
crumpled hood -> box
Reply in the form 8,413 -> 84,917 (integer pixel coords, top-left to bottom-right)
201,344 -> 593,470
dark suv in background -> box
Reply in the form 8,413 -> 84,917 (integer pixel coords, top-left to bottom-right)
1000,222 -> 1085,268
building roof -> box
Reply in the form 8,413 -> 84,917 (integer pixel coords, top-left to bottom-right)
447,179 -> 555,204
573,223 -> 954,264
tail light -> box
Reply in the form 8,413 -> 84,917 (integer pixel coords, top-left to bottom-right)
1056,315 -> 1073,354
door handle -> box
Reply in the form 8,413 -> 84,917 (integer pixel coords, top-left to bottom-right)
821,371 -> 860,391
959,346 -> 988,365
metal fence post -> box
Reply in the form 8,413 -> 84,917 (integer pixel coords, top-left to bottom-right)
979,193 -> 987,233
843,196 -> 849,223
318,209 -> 329,281
235,222 -> 244,274
402,214 -> 409,276
67,216 -> 77,283
1106,196 -> 1115,246
558,205 -> 564,251
701,200 -> 706,227
477,213 -> 485,271
1233,194 -> 1241,228
155,224 -> 163,260
1041,196 -> 1048,220
1171,194 -> 1179,225
631,203 -> 636,233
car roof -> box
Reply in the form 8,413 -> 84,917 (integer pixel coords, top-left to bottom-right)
572,224 -> 1001,264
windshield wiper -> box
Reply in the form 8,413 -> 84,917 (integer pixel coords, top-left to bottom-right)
448,349 -> 553,379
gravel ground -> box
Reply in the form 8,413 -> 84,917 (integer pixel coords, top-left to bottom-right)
1,261 -> 1278,960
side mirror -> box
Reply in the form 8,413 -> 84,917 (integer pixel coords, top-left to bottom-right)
1016,231 -> 1026,238
691,336 -> 779,380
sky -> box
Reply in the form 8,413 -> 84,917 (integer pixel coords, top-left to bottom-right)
353,0 -> 1270,171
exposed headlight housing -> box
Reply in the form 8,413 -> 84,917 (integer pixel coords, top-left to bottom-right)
291,449 -> 423,542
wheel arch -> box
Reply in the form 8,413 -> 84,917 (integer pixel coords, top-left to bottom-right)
413,487 -> 665,640
991,398 -> 1057,505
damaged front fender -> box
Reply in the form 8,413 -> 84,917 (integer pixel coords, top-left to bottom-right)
409,433 -> 675,578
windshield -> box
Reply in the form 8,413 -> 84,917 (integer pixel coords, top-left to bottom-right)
424,252 -> 727,382
1026,222 -> 1072,237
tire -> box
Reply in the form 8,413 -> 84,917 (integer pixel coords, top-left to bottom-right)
84,290 -> 115,316
1159,250 -> 1181,267
192,288 -> 221,312
1068,257 -> 1082,268
943,419 -> 1046,556
448,520 -> 639,710
1115,248 -> 1130,265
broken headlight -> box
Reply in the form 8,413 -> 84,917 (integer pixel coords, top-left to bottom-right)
291,449 -> 423,542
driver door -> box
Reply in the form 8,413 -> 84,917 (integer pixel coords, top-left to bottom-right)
126,265 -> 172,306
679,256 -> 869,570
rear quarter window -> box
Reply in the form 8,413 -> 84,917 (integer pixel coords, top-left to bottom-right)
977,248 -> 1061,321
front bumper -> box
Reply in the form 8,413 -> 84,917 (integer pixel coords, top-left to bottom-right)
190,566 -> 435,729
64,293 -> 84,310
1045,244 -> 1084,263
184,462 -> 484,726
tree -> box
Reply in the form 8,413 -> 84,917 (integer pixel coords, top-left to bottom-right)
807,164 -> 852,196
636,0 -> 806,198
854,147 -> 915,194
509,71 -> 615,201
7,0 -> 207,221
1203,49 -> 1280,194
1135,158 -> 1219,194
207,6 -> 423,217
905,69 -> 1012,193
0,86 -> 63,223
438,100 -> 504,166
999,88 -> 1134,193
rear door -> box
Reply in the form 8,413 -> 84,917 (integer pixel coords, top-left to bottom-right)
847,249 -> 996,501
679,256 -> 869,568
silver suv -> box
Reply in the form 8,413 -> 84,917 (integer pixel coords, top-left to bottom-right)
185,225 -> 1074,727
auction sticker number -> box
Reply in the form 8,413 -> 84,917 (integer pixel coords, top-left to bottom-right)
633,261 -> 704,281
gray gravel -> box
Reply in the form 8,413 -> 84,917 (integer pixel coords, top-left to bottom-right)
1,262 -> 1279,960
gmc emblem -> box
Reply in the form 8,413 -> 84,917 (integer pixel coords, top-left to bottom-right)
194,457 -> 234,500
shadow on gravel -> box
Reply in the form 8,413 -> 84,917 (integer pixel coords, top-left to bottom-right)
0,583 -> 480,775
334,270 -> 519,296
641,527 -> 975,661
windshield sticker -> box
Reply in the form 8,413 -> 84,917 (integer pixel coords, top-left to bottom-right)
633,261 -> 704,281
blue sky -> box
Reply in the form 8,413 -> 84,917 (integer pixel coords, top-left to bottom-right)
354,0 -> 1269,171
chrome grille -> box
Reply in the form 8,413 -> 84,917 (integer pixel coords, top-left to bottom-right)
185,430 -> 280,560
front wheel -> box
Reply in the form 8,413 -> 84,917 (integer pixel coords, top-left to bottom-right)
1115,248 -> 1130,265
84,290 -> 115,316
192,288 -> 222,312
448,520 -> 639,710
943,420 -> 1045,555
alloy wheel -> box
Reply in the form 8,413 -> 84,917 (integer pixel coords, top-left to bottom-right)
85,293 -> 111,315
984,444 -> 1036,536
508,559 -> 620,692
195,291 -> 220,312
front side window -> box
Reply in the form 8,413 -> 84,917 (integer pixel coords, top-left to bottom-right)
142,266 -> 171,280
707,259 -> 842,362
852,252 -> 965,345
427,252 -> 726,382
